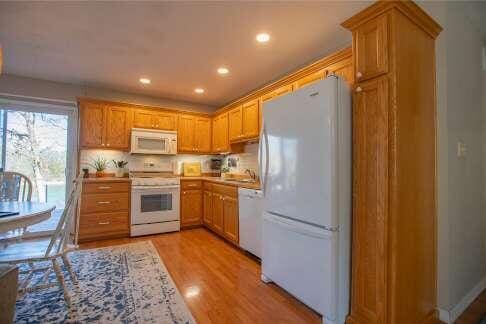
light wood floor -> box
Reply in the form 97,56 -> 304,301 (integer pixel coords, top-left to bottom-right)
80,228 -> 321,324
455,289 -> 486,324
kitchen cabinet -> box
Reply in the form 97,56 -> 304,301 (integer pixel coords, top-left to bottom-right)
203,189 -> 213,226
178,114 -> 211,153
353,14 -> 388,82
222,196 -> 238,243
228,106 -> 243,142
180,181 -> 203,228
211,192 -> 224,235
79,101 -> 132,150
79,180 -> 130,242
342,2 -> 441,324
212,113 -> 229,153
261,84 -> 294,103
293,69 -> 326,89
133,109 -> 177,131
228,100 -> 259,143
326,57 -> 354,85
105,106 -> 132,149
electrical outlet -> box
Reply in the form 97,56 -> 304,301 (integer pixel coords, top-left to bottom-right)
457,140 -> 467,158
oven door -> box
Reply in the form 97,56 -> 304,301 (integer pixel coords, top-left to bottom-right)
131,186 -> 180,225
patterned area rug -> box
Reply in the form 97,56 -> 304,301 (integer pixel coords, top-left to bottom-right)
15,241 -> 195,323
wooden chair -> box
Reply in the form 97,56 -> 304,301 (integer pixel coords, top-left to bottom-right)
0,172 -> 33,202
0,177 -> 82,306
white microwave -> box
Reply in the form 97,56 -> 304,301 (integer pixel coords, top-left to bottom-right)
130,128 -> 177,155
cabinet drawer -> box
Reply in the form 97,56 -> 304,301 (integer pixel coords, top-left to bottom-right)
83,181 -> 130,194
79,211 -> 129,240
212,183 -> 238,198
81,193 -> 129,214
181,180 -> 202,190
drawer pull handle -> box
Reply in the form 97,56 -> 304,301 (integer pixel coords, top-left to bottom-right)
98,221 -> 110,225
97,201 -> 111,204
98,186 -> 112,189
187,184 -> 197,187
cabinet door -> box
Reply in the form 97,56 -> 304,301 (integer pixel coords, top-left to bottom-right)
242,100 -> 259,139
105,106 -> 131,150
195,117 -> 211,153
228,106 -> 243,142
79,102 -> 106,148
212,113 -> 229,153
261,84 -> 294,103
181,189 -> 202,227
294,69 -> 325,89
350,76 -> 389,323
133,109 -> 155,129
153,112 -> 177,131
211,193 -> 224,235
355,14 -> 388,81
222,196 -> 239,243
178,114 -> 196,152
203,190 -> 213,226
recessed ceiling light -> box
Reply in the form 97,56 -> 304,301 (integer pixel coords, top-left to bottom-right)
256,33 -> 270,43
217,67 -> 229,75
139,78 -> 151,84
194,88 -> 205,94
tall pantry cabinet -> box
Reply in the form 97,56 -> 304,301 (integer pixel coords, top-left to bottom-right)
342,2 -> 442,324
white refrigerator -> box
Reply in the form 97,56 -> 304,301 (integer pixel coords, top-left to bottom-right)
259,76 -> 351,324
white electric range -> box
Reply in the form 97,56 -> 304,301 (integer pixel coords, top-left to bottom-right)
130,172 -> 180,236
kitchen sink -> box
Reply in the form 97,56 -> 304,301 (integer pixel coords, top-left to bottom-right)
223,178 -> 257,183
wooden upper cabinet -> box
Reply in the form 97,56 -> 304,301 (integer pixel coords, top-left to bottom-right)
80,102 -> 106,149
195,117 -> 211,153
133,109 -> 154,129
228,106 -> 243,142
178,114 -> 196,152
153,112 -> 177,131
242,100 -> 259,139
294,69 -> 326,89
133,109 -> 177,130
354,14 -> 388,82
105,106 -> 131,150
261,84 -> 294,103
212,113 -> 229,153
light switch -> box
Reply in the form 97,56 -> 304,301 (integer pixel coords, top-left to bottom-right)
457,140 -> 467,158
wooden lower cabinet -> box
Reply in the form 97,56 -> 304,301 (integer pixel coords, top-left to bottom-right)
180,189 -> 203,227
79,180 -> 130,242
191,181 -> 239,245
222,196 -> 238,243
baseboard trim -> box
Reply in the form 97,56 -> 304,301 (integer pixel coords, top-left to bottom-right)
438,276 -> 486,323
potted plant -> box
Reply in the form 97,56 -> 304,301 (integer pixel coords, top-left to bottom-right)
88,156 -> 108,177
112,160 -> 128,178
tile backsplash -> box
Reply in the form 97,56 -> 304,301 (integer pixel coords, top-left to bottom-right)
79,142 -> 259,177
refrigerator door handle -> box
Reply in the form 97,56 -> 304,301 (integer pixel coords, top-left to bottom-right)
258,123 -> 269,194
264,213 -> 333,239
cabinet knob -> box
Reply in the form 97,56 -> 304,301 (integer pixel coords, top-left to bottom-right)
106,143 -> 110,147
356,86 -> 363,93
356,71 -> 363,78
183,191 -> 186,194
101,143 -> 105,146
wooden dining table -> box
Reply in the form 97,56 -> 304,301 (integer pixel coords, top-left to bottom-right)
0,202 -> 56,234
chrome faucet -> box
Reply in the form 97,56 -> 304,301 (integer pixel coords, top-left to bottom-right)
245,169 -> 257,181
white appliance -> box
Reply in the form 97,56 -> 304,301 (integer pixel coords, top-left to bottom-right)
259,76 -> 351,324
130,128 -> 177,155
238,188 -> 263,258
130,173 -> 180,236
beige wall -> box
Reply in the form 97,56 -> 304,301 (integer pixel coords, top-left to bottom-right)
0,73 -> 216,113
420,1 -> 486,321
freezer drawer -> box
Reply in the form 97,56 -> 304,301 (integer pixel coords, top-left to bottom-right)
262,212 -> 345,323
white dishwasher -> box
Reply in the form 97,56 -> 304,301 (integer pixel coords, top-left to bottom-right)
238,188 -> 263,258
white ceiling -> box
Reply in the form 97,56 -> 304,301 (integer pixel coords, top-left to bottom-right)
0,1 -> 370,108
